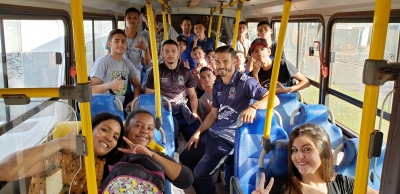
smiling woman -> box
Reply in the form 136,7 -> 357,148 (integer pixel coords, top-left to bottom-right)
0,113 -> 124,194
105,110 -> 194,190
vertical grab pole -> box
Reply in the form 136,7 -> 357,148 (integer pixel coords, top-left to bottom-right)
145,1 -> 162,119
353,0 -> 391,193
70,0 -> 96,192
215,2 -> 224,49
168,10 -> 172,25
208,8 -> 214,38
263,0 -> 292,138
231,2 -> 243,50
161,4 -> 169,41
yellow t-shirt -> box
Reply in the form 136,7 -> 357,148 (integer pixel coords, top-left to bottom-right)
28,150 -> 105,194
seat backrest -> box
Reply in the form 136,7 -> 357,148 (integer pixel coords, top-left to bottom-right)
334,138 -> 359,177
274,92 -> 303,134
53,121 -> 82,139
90,94 -> 124,121
291,104 -> 343,148
334,138 -> 386,190
264,139 -> 289,182
136,94 -> 175,157
233,110 -> 288,194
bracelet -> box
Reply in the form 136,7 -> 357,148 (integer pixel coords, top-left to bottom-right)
249,104 -> 257,110
152,152 -> 155,158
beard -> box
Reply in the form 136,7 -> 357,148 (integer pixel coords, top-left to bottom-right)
165,58 -> 178,65
218,65 -> 233,77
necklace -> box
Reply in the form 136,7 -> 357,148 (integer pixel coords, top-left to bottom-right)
127,32 -> 137,53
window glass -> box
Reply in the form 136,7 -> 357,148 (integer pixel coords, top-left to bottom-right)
0,28 -> 4,125
84,20 -> 93,73
247,22 -> 258,41
273,22 -> 298,64
329,22 -> 399,137
301,85 -> 319,104
4,20 -> 65,88
328,95 -> 390,142
84,19 -> 113,73
298,22 -> 322,82
94,20 -> 112,60
118,20 -> 125,30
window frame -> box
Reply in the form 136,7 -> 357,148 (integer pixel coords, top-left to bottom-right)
325,11 -> 400,126
83,13 -> 116,64
270,15 -> 325,104
0,4 -> 73,133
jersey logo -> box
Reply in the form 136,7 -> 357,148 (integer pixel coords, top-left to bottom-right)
178,75 -> 185,85
228,87 -> 236,99
217,92 -> 222,96
218,105 -> 237,120
161,78 -> 168,82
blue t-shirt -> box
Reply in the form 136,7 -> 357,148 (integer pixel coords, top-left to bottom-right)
210,71 -> 268,142
190,36 -> 216,55
179,33 -> 197,70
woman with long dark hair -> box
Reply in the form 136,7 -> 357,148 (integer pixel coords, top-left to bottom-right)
252,124 -> 379,194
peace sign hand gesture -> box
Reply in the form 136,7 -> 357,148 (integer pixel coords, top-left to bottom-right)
251,173 -> 274,194
118,137 -> 153,157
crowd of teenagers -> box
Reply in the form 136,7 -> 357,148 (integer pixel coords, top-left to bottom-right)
0,6 -> 380,194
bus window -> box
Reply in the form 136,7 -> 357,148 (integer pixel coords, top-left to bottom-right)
328,22 -> 399,140
247,22 -> 259,42
0,35 -> 4,126
274,21 -> 323,104
83,19 -> 113,73
94,21 -> 112,59
118,20 -> 125,30
84,20 -> 93,72
273,22 -> 298,63
4,20 -> 65,89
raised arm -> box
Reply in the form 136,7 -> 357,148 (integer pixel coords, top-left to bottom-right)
0,132 -> 75,182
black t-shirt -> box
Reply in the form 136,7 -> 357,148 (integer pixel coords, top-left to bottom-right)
253,59 -> 298,89
269,174 -> 355,194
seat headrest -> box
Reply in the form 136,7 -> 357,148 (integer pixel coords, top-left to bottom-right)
296,104 -> 330,126
264,139 -> 289,180
53,121 -> 82,139
338,138 -> 359,166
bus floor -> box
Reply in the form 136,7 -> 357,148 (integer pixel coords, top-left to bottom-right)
174,134 -> 229,194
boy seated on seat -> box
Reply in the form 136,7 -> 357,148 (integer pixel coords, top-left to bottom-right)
198,67 -> 216,121
90,29 -> 142,109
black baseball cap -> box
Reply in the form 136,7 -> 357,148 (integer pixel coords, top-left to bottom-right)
176,36 -> 188,45
249,38 -> 269,55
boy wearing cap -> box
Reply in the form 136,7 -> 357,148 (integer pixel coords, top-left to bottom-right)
192,22 -> 215,53
179,17 -> 197,70
250,38 -> 310,93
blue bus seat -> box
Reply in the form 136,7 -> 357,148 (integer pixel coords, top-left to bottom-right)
135,94 -> 175,158
90,94 -> 124,121
275,92 -> 303,134
291,104 -> 343,148
232,110 -> 288,194
263,139 -> 289,182
334,138 -> 386,190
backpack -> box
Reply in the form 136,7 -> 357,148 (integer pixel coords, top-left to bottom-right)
99,154 -> 165,194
